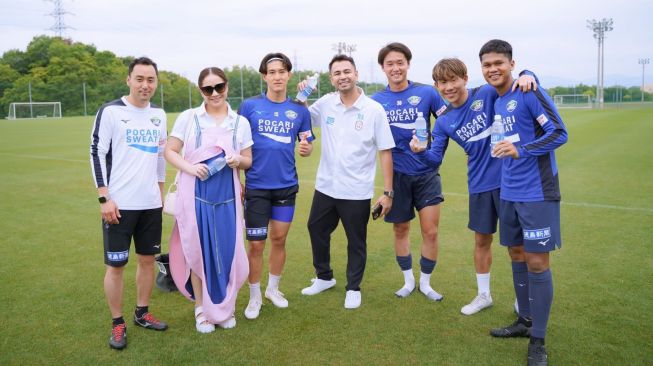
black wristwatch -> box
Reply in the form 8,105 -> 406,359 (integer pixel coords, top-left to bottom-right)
383,190 -> 394,198
98,196 -> 108,204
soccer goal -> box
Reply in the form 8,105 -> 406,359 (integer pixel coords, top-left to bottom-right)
553,94 -> 592,109
7,102 -> 62,120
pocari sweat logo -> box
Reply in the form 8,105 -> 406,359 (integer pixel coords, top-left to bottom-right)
470,100 -> 483,112
285,110 -> 298,120
407,96 -> 421,106
506,100 -> 518,112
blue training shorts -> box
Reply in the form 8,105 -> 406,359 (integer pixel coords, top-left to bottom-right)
468,188 -> 500,234
499,200 -> 562,253
385,170 -> 444,223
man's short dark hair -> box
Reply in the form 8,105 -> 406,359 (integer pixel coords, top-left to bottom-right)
259,52 -> 293,74
329,54 -> 356,71
377,42 -> 412,65
128,56 -> 158,76
479,39 -> 513,61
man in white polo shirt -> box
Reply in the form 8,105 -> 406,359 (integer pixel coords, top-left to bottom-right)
300,54 -> 395,309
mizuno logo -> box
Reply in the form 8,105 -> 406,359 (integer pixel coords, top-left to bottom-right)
518,283 -> 526,287
538,239 -> 550,246
153,244 -> 161,249
121,119 -> 130,123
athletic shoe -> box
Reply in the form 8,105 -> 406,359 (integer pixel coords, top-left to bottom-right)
217,316 -> 236,329
134,312 -> 168,331
528,343 -> 548,366
109,323 -> 127,350
419,285 -> 444,302
344,290 -> 361,309
461,293 -> 493,315
265,288 -> 289,308
301,278 -> 336,295
195,307 -> 215,334
490,319 -> 531,338
244,298 -> 262,320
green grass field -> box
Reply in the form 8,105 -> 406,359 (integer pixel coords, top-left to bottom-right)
1,106 -> 652,365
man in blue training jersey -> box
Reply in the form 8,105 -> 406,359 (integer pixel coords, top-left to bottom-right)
480,39 -> 567,366
238,52 -> 314,320
371,42 -> 447,301
410,58 -> 536,315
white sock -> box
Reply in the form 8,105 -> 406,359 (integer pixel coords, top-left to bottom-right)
477,273 -> 490,295
419,271 -> 432,293
249,282 -> 261,301
267,273 -> 281,291
402,269 -> 415,289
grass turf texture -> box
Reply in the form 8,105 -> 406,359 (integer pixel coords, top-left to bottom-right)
0,107 -> 651,365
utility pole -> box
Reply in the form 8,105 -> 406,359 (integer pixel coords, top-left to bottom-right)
639,58 -> 650,103
587,18 -> 613,109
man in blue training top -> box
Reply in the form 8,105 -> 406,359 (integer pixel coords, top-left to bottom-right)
410,58 -> 536,315
238,52 -> 314,320
480,39 -> 568,366
371,42 -> 447,302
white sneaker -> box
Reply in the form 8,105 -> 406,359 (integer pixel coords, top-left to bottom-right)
301,278 -> 336,295
194,307 -> 215,333
344,290 -> 361,309
244,298 -> 262,320
217,316 -> 236,329
461,293 -> 493,315
265,288 -> 289,308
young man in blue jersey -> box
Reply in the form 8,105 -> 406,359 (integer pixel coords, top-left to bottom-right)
371,43 -> 447,301
237,52 -> 314,320
480,39 -> 567,366
410,58 -> 536,315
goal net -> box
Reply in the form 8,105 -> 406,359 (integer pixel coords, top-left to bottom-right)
7,102 -> 62,119
553,94 -> 592,109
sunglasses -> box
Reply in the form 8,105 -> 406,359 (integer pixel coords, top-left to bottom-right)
200,82 -> 227,96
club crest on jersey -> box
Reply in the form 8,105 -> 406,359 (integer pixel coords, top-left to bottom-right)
407,96 -> 421,106
285,110 -> 298,120
536,113 -> 549,126
506,100 -> 518,112
470,100 -> 483,112
150,117 -> 161,126
326,116 -> 335,125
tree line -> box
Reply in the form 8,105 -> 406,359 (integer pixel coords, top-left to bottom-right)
0,36 -> 649,118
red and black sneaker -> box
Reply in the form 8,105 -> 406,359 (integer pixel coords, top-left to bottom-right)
134,312 -> 168,331
109,323 -> 127,350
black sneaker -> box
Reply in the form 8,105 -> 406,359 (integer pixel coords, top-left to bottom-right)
109,323 -> 127,350
134,312 -> 168,331
528,342 -> 548,366
490,319 -> 531,337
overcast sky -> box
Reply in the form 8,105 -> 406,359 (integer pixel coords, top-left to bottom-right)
1,0 -> 651,88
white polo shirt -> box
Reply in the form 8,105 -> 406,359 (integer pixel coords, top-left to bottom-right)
309,88 -> 395,200
171,103 -> 253,151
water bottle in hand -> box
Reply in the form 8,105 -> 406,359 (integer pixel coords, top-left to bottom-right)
490,115 -> 505,158
200,156 -> 227,181
415,112 -> 428,149
296,74 -> 319,103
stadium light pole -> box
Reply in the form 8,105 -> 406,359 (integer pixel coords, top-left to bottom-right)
587,18 -> 613,109
639,58 -> 650,103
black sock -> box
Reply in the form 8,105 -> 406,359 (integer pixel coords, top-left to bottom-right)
518,316 -> 533,327
112,316 -> 125,327
135,306 -> 148,318
530,337 -> 545,346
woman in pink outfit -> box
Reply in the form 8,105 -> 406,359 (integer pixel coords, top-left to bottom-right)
165,67 -> 252,333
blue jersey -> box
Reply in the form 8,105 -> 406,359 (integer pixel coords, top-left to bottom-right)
494,87 -> 567,202
238,94 -> 314,189
421,84 -> 502,194
372,81 -> 446,175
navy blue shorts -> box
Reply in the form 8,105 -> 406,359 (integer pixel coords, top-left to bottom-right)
468,189 -> 500,234
385,170 -> 444,223
244,185 -> 298,240
103,208 -> 163,267
499,200 -> 562,253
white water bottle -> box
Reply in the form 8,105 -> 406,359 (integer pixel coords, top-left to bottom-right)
296,74 -> 319,102
490,115 -> 505,158
415,112 -> 428,149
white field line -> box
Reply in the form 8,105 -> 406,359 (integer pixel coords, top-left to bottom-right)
3,152 -> 652,214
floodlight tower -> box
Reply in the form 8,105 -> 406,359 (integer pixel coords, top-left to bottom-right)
331,42 -> 357,56
639,58 -> 650,102
587,18 -> 613,108
47,0 -> 73,37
